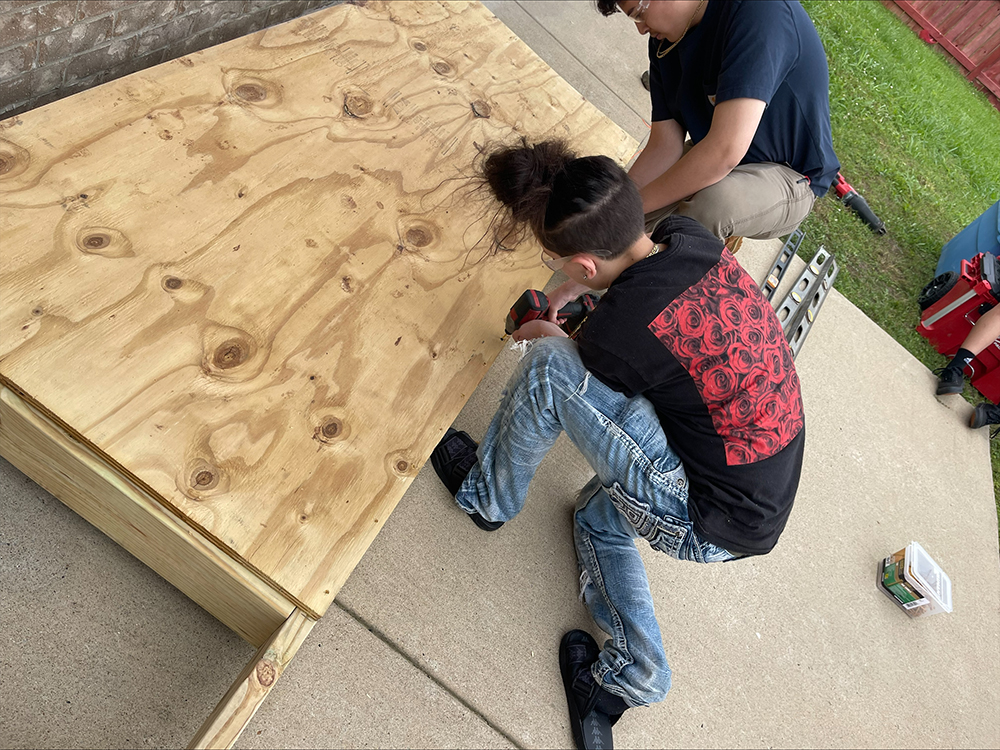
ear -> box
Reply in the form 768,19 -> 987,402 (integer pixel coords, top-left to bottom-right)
570,255 -> 600,280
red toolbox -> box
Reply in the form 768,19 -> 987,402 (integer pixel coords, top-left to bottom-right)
917,252 -> 1000,402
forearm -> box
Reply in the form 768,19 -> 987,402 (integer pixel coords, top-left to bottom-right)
639,140 -> 736,213
638,98 -> 766,214
627,120 -> 685,190
628,138 -> 683,189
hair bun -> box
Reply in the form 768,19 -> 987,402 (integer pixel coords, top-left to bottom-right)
476,138 -> 643,258
482,138 -> 576,222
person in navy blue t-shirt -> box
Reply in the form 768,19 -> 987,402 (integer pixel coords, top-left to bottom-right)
594,0 -> 839,246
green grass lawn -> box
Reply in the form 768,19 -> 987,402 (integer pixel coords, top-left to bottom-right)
798,0 -> 1000,531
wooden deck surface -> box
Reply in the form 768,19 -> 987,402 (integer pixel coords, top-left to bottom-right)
0,1 -> 635,622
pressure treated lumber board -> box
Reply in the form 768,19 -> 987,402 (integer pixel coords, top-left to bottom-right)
0,0 -> 636,623
189,609 -> 314,749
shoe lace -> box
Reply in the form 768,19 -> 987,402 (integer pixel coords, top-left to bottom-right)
932,366 -> 960,379
441,437 -> 477,474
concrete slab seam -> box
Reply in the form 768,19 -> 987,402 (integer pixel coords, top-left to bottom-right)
333,600 -> 526,749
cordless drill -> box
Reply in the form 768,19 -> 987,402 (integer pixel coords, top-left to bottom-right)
505,289 -> 600,336
833,172 -> 886,234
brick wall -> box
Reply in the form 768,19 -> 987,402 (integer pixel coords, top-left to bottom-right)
0,0 -> 343,119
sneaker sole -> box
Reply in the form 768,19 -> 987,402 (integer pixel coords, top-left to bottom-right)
936,383 -> 964,396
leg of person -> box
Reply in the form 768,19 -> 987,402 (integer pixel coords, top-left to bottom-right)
467,341 -> 732,710
937,303 -> 1000,395
643,200 -> 683,236
434,334 -> 664,527
455,335 -> 691,526
448,337 -> 597,524
675,162 -> 816,242
572,479 -> 671,709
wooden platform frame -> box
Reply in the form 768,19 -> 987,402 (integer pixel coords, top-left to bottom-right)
0,2 -> 635,745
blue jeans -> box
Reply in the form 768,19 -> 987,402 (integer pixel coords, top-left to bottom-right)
456,337 -> 737,707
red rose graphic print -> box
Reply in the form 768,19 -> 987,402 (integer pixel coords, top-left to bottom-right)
648,250 -> 804,466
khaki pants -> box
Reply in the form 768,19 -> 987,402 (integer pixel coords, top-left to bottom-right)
644,161 -> 817,241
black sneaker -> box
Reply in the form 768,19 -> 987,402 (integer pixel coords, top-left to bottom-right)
970,403 -> 1000,439
430,429 -> 504,531
934,366 -> 965,395
559,630 -> 630,750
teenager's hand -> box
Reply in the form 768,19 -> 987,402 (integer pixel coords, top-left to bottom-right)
512,320 -> 568,341
544,280 -> 591,323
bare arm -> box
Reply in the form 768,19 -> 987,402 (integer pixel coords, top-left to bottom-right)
639,97 -> 767,213
628,120 -> 685,189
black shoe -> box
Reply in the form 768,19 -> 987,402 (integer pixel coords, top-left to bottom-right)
971,403 -> 1000,439
934,366 -> 965,395
430,429 -> 504,531
559,630 -> 630,750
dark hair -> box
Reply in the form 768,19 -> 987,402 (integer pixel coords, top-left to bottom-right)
479,138 -> 644,260
594,0 -> 620,17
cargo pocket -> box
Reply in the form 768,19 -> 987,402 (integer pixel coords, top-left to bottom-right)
606,482 -> 691,559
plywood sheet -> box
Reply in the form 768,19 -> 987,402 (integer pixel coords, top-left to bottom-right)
0,0 -> 635,618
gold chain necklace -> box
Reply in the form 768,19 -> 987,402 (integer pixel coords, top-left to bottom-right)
646,242 -> 663,258
656,0 -> 707,58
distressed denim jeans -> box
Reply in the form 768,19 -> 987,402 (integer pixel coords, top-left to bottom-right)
456,337 -> 736,707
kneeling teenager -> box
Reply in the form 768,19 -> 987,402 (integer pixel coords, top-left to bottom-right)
431,139 -> 804,750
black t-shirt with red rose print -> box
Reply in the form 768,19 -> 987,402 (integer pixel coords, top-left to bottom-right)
576,216 -> 804,556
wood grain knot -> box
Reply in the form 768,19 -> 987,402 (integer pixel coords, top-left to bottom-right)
74,227 -> 132,258
235,83 -> 267,101
194,470 -> 215,487
314,417 -> 347,445
432,61 -> 452,76
321,419 -> 342,439
189,468 -> 219,491
389,453 -> 414,477
180,459 -> 229,499
471,100 -> 492,118
83,233 -> 110,249
343,92 -> 373,118
162,276 -> 184,291
412,41 -> 427,52
405,227 -> 432,247
213,340 -> 249,369
31,307 -> 43,316
256,660 -> 276,687
0,140 -> 30,180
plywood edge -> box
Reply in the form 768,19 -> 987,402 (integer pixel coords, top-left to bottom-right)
189,608 -> 315,750
0,376 -> 322,621
0,383 -> 298,645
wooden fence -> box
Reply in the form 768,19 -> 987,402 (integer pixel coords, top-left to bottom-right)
882,0 -> 1000,111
